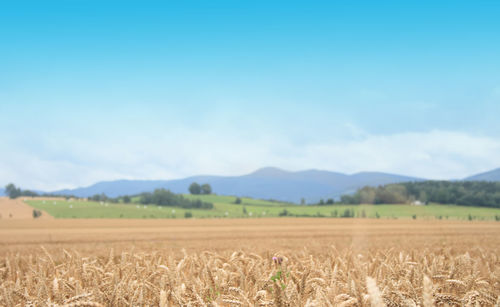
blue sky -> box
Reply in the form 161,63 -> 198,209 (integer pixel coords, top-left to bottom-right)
1,1 -> 500,190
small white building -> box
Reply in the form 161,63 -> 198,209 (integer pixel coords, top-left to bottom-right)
412,200 -> 424,206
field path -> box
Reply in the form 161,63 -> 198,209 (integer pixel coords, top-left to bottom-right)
0,197 -> 54,219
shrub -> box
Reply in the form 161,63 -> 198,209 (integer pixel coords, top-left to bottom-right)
32,209 -> 42,219
341,208 -> 354,218
278,209 -> 289,217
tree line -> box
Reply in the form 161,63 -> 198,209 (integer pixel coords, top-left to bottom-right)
188,182 -> 212,195
4,183 -> 214,210
138,189 -> 213,209
4,183 -> 76,199
4,183 -> 39,198
340,181 -> 500,208
88,188 -> 214,209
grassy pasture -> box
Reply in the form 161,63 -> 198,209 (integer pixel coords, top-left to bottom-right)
25,194 -> 500,220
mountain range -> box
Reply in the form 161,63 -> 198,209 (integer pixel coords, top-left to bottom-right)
48,168 -> 421,203
46,167 -> 500,203
2,167 -> 499,203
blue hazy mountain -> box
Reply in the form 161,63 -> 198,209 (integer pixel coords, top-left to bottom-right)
464,168 -> 500,181
50,167 -> 423,203
0,188 -> 4,196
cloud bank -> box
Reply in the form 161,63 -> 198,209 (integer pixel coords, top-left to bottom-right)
1,129 -> 499,191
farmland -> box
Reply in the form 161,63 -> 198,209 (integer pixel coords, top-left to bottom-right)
5,196 -> 500,305
0,197 -> 53,220
0,218 -> 499,306
25,194 -> 500,220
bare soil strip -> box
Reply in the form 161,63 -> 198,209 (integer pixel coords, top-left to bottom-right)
0,197 -> 53,220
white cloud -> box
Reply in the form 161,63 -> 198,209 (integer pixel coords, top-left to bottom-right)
1,129 -> 500,191
297,130 -> 500,179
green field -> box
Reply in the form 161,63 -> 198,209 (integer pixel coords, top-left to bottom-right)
26,194 -> 500,220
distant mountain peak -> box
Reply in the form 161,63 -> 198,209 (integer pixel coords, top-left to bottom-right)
248,167 -> 290,177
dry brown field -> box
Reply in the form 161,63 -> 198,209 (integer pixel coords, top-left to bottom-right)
0,197 -> 53,220
1,218 -> 499,306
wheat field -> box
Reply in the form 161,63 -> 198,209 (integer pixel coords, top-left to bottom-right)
1,219 -> 499,306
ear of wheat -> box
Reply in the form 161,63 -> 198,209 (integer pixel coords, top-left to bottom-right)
1,246 -> 498,306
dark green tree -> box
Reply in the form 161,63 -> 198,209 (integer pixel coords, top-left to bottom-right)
5,183 -> 21,199
189,182 -> 201,195
201,184 -> 212,195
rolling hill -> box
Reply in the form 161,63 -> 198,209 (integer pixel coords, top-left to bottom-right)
51,167 -> 423,203
464,168 -> 500,181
